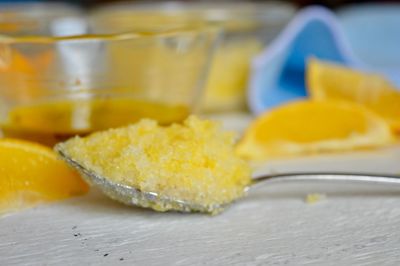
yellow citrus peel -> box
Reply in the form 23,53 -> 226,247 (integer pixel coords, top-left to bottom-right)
236,100 -> 394,160
307,58 -> 400,132
0,138 -> 89,215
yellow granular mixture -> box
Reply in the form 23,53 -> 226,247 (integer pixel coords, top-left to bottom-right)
62,116 -> 251,207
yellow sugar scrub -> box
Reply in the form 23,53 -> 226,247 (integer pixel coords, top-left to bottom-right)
58,116 -> 251,213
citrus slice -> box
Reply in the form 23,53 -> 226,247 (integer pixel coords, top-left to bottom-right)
236,100 -> 394,160
0,138 -> 89,215
307,58 -> 400,132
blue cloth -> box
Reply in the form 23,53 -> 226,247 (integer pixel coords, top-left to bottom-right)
338,3 -> 400,86
249,6 -> 400,115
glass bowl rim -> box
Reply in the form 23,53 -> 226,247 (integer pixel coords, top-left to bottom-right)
0,24 -> 221,44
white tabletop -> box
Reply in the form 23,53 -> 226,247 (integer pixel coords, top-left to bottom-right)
1,113 -> 400,266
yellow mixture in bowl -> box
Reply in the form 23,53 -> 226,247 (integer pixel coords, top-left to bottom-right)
60,116 -> 251,211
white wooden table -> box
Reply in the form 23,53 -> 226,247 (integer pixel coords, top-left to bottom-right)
1,114 -> 400,266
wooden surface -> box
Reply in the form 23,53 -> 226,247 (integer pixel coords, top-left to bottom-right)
1,114 -> 400,266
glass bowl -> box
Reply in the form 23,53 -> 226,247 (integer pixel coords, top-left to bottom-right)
90,1 -> 296,112
0,16 -> 219,146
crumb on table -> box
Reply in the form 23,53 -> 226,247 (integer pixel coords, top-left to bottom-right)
305,193 -> 327,204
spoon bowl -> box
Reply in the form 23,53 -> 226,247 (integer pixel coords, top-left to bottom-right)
56,146 -> 227,213
56,144 -> 400,214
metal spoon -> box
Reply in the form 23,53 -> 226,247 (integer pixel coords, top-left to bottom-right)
55,145 -> 400,214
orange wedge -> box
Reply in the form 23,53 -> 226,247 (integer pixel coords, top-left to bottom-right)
236,100 -> 394,160
0,138 -> 89,215
307,58 -> 400,132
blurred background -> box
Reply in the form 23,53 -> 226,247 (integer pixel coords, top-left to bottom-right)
0,0 -> 400,9
0,0 -> 399,142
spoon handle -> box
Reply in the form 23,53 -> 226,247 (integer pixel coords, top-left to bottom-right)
251,172 -> 400,187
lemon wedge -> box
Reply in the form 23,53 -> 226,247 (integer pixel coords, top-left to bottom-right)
307,58 -> 400,132
0,138 -> 89,215
236,100 -> 394,160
